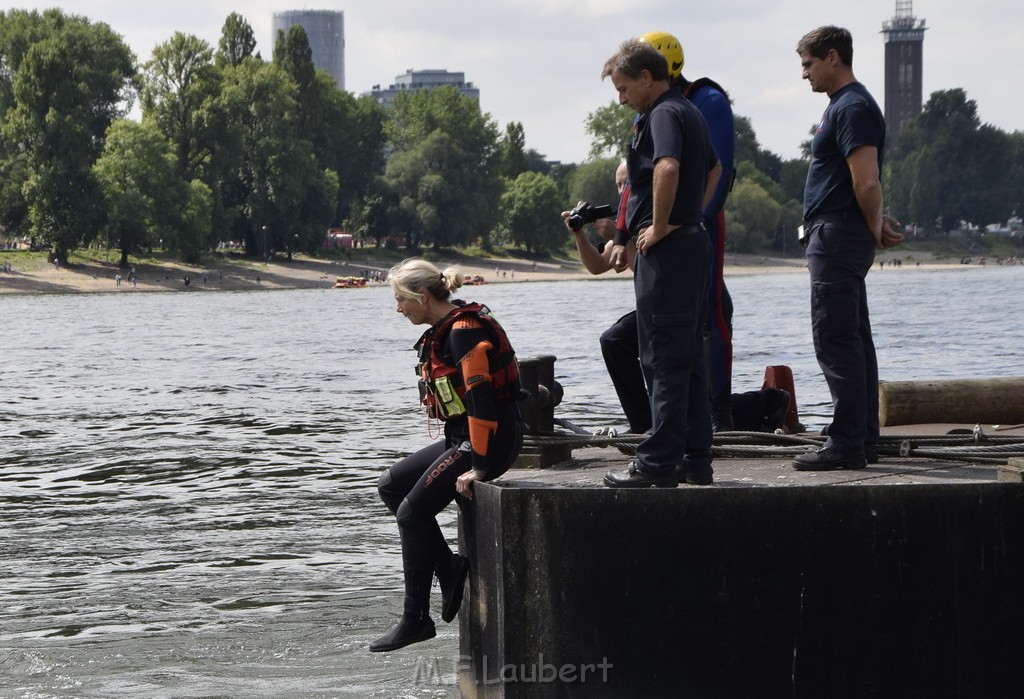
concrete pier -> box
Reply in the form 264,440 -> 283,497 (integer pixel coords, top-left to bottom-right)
457,440 -> 1024,697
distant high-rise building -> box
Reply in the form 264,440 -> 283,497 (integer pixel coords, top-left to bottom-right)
364,69 -> 479,108
272,10 -> 345,90
881,0 -> 927,142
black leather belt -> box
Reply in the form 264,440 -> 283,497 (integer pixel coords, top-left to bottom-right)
672,223 -> 703,235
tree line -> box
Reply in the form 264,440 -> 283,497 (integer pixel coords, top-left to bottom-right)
2,9 -> 1021,266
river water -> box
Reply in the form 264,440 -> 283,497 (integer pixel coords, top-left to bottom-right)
1,264 -> 1021,697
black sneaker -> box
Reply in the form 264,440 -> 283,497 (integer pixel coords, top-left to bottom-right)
603,461 -> 677,488
792,446 -> 867,471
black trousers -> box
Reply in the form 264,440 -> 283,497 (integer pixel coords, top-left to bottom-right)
633,228 -> 713,474
805,213 -> 879,452
600,311 -> 651,434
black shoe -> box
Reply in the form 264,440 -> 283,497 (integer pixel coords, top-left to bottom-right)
676,464 -> 714,485
437,554 -> 470,623
865,444 -> 879,464
603,461 -> 677,488
369,614 -> 436,652
792,446 -> 867,471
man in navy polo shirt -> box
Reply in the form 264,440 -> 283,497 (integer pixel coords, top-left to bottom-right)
793,26 -> 902,471
599,38 -> 721,488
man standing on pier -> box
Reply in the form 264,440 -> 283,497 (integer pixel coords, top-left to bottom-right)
599,39 -> 721,488
793,26 -> 902,471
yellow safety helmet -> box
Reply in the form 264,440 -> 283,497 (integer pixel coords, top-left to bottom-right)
640,31 -> 684,79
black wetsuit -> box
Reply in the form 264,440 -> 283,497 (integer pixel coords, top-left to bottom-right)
377,307 -> 523,620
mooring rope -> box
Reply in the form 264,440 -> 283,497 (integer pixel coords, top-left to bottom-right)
524,419 -> 1024,465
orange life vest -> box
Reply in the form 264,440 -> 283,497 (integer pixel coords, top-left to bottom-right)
415,302 -> 520,420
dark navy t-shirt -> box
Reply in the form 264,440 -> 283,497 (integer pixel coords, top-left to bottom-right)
802,82 -> 885,221
627,89 -> 717,235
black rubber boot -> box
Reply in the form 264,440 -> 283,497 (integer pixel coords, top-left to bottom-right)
436,553 -> 470,623
370,567 -> 435,652
368,613 -> 436,652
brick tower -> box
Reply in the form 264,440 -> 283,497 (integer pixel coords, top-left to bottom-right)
881,1 -> 927,142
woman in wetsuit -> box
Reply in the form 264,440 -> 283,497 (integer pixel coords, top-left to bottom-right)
370,258 -> 524,653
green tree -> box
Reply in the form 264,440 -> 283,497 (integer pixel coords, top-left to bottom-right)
1009,131 -> 1024,219
346,183 -> 397,248
217,12 -> 257,67
0,10 -> 43,236
176,179 -> 214,263
567,157 -> 619,209
93,120 -> 182,267
329,92 -> 387,222
585,101 -> 633,159
274,25 -> 315,94
734,115 -> 783,182
499,171 -> 564,254
0,141 -> 28,236
141,32 -> 236,253
0,9 -> 52,115
887,89 -> 1017,232
778,158 -> 809,208
726,116 -> 806,254
219,59 -> 332,258
384,86 -> 501,249
274,27 -> 387,229
3,9 -> 136,263
498,121 -> 529,181
733,115 -> 760,166
725,179 -> 779,253
141,33 -> 221,181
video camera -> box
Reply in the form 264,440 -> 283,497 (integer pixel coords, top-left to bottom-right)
567,201 -> 612,232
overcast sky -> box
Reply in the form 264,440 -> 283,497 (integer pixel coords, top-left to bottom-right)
8,0 -> 1023,163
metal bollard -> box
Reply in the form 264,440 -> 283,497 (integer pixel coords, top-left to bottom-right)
518,354 -> 562,435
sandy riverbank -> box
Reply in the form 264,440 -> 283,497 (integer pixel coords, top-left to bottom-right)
0,248 -> 967,296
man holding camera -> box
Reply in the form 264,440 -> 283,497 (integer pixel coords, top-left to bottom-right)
599,39 -> 721,488
563,163 -> 651,436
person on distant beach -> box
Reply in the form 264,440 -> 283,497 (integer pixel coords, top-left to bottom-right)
791,26 -> 902,472
370,258 -> 524,652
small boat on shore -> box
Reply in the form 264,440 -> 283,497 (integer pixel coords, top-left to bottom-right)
332,276 -> 367,289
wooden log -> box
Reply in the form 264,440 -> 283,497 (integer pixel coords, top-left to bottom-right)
879,377 -> 1024,427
